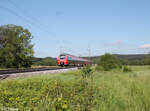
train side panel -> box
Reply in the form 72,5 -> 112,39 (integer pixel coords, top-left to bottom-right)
58,54 -> 91,66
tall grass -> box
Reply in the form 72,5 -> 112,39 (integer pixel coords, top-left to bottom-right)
0,66 -> 150,110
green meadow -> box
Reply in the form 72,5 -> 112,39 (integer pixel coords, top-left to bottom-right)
0,66 -> 150,111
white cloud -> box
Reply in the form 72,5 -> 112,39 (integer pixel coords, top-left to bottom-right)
140,44 -> 150,49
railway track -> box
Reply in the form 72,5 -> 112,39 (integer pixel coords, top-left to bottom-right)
0,66 -> 79,80
0,66 -> 75,75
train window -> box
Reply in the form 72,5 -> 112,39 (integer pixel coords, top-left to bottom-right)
60,55 -> 66,59
68,57 -> 72,60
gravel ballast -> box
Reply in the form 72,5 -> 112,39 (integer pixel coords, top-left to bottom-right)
0,67 -> 78,80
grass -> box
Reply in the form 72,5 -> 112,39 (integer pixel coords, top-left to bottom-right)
0,66 -> 150,111
0,68 -> 7,70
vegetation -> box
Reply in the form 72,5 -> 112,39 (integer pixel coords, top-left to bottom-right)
123,66 -> 133,72
0,24 -> 34,68
32,57 -> 57,66
96,53 -> 122,71
143,57 -> 150,65
85,54 -> 150,65
0,66 -> 150,110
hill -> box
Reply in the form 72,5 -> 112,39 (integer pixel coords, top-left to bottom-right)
84,54 -> 150,65
32,54 -> 150,66
32,57 -> 57,66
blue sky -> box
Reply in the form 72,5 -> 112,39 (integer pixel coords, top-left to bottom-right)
0,0 -> 150,57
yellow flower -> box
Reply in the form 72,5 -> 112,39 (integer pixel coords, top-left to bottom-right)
57,97 -> 62,101
61,104 -> 68,109
9,97 -> 14,101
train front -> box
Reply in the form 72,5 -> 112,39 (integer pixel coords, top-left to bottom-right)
58,54 -> 68,66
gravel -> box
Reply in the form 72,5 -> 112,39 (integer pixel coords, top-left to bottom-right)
0,67 -> 78,80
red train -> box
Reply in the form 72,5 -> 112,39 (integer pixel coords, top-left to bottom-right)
58,53 -> 91,66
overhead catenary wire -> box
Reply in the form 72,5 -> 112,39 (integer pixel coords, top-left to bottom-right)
7,0 -> 51,28
0,1 -> 57,39
6,0 -> 53,34
0,5 -> 33,28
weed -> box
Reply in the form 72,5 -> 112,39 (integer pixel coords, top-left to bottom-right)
0,66 -> 150,110
123,66 -> 132,72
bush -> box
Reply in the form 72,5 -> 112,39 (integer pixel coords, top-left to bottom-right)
123,66 -> 132,72
144,57 -> 150,65
81,66 -> 92,78
33,58 -> 57,66
1,66 -> 150,110
97,53 -> 122,71
95,65 -> 104,71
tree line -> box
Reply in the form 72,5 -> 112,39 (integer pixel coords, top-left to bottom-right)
96,53 -> 150,71
120,58 -> 150,65
90,54 -> 150,66
0,24 -> 58,68
0,24 -> 150,68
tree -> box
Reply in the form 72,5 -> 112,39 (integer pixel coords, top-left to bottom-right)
33,58 -> 57,66
97,53 -> 122,71
144,57 -> 150,65
0,24 -> 34,68
119,59 -> 129,65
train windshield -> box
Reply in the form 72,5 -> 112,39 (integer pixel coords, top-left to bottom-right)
60,55 -> 66,59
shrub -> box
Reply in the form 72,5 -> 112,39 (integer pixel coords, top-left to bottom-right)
97,53 -> 122,71
95,65 -> 104,71
123,66 -> 132,72
81,65 -> 92,78
1,66 -> 150,110
33,58 -> 57,66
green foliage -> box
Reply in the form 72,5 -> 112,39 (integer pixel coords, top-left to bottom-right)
87,54 -> 150,65
55,97 -> 69,111
119,59 -> 129,65
97,53 -> 122,71
1,66 -> 150,110
123,66 -> 132,72
0,24 -> 34,68
81,65 -> 92,78
95,65 -> 103,71
144,57 -> 150,65
33,58 -> 57,66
